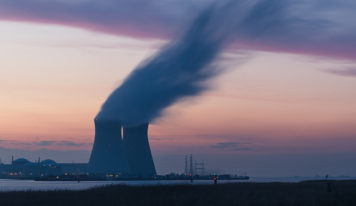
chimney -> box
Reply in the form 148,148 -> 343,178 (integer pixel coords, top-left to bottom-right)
123,123 -> 156,177
89,119 -> 129,174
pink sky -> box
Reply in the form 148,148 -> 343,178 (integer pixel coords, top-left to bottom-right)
1,22 -> 355,146
0,1 -> 356,176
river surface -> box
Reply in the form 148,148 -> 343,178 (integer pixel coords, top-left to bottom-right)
0,176 -> 354,192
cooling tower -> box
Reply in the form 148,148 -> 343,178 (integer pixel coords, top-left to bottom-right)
123,123 -> 156,177
88,119 -> 129,174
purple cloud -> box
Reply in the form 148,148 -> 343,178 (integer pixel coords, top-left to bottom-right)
0,139 -> 90,151
36,141 -> 56,146
0,0 -> 355,60
326,67 -> 356,77
0,0 -> 197,38
210,142 -> 252,151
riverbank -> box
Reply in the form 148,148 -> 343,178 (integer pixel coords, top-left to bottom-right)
1,180 -> 356,206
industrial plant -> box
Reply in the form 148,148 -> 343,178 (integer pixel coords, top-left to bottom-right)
0,154 -> 248,181
0,157 -> 88,180
88,119 -> 156,177
0,119 -> 157,180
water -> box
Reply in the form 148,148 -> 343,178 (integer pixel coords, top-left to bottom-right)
0,176 -> 354,192
249,176 -> 356,183
0,179 -> 240,191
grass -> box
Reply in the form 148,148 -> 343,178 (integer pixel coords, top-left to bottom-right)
0,180 -> 356,206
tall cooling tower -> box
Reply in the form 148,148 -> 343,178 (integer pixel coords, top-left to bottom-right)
123,123 -> 156,177
89,119 -> 129,174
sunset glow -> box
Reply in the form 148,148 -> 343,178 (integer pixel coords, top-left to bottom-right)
1,1 -> 356,176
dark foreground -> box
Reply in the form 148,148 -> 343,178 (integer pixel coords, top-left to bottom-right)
1,180 -> 356,206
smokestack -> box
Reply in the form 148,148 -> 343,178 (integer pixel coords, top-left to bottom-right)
89,119 -> 129,174
123,123 -> 156,177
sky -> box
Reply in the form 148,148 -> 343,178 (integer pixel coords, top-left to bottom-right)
0,0 -> 356,177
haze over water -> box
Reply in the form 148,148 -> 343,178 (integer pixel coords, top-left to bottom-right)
3,176 -> 356,192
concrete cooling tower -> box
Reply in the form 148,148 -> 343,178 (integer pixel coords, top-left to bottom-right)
123,123 -> 156,177
88,119 -> 129,174
89,120 -> 156,177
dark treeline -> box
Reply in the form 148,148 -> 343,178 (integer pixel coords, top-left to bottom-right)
1,180 -> 356,206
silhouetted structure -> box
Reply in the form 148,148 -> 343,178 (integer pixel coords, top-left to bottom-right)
89,119 -> 129,174
123,123 -> 156,177
189,154 -> 193,176
0,157 -> 88,178
194,160 -> 205,176
89,119 -> 156,177
185,155 -> 188,176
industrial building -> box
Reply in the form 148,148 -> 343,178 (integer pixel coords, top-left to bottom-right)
0,157 -> 88,179
0,119 -> 157,179
89,119 -> 156,177
88,119 -> 129,174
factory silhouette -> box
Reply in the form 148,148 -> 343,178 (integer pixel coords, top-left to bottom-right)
0,117 -> 248,180
89,119 -> 156,177
86,5 -> 234,178
0,120 -> 157,179
0,3 -> 250,180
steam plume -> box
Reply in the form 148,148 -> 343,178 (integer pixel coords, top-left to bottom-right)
95,1 -> 259,126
